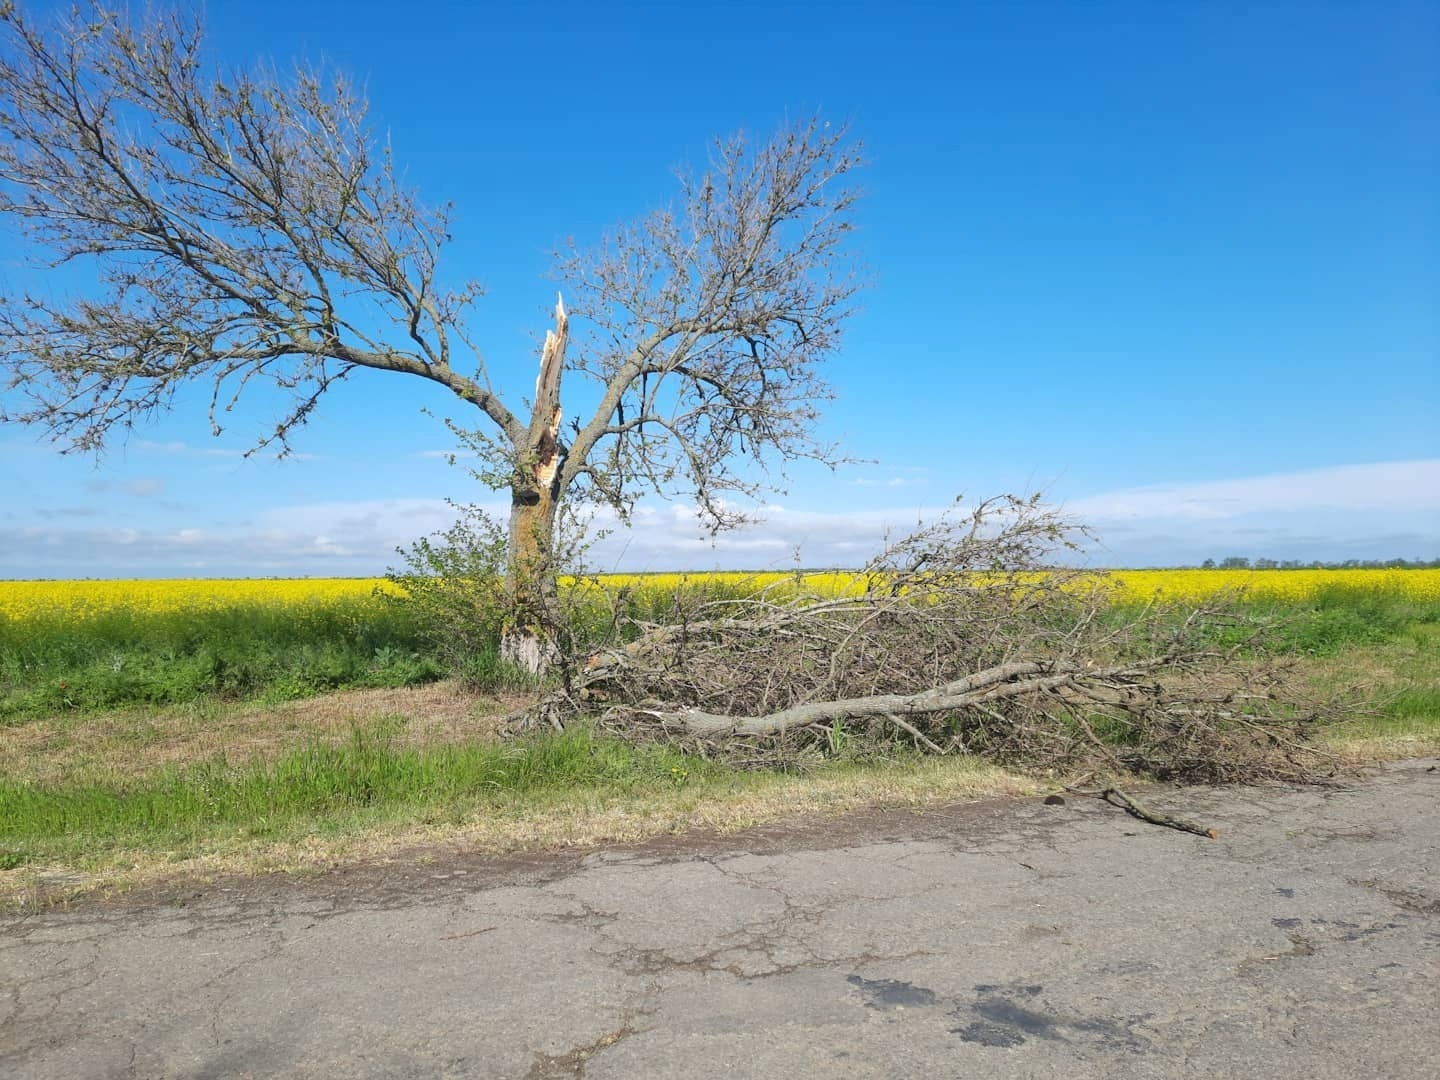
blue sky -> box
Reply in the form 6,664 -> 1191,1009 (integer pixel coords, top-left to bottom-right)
2,0 -> 1437,577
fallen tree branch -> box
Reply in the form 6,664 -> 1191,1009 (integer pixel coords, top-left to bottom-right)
1101,787 -> 1219,839
617,658 -> 1172,738
507,497 -> 1345,784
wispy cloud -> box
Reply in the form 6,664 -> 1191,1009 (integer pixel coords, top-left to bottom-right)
3,462 -> 1436,577
1066,460 -> 1440,521
850,463 -> 932,489
136,439 -> 245,459
33,506 -> 100,520
123,477 -> 166,497
134,439 -> 323,462
852,475 -> 928,488
80,476 -> 167,497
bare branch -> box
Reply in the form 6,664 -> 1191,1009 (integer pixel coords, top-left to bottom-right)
0,2 -> 520,453
1,4 -> 875,685
556,117 -> 865,527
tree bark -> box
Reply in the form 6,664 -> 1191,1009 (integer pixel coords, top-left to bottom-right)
500,296 -> 569,676
612,658 -> 1170,739
501,494 -> 560,676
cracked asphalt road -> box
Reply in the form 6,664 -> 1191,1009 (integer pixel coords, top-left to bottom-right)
3,759 -> 1438,1078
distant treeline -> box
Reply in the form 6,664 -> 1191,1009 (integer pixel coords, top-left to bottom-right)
1196,557 -> 1440,570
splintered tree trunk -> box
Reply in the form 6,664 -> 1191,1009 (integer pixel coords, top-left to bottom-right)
500,296 -> 569,676
503,488 -> 560,676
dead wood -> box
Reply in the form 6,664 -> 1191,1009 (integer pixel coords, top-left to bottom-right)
504,496 -> 1342,785
1100,787 -> 1220,839
603,659 -> 1164,738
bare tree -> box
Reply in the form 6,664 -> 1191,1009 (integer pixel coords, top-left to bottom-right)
0,3 -> 862,670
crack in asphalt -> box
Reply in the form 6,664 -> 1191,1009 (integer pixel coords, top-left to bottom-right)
3,760 -> 1437,1078
523,977 -> 662,1079
547,856 -> 876,979
201,925 -> 289,1052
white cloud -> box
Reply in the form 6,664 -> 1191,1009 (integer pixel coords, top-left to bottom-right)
123,477 -> 167,497
136,439 -> 245,458
255,498 -> 468,538
80,476 -> 167,496
570,502 -> 942,572
134,439 -> 323,462
3,461 -> 1436,577
1059,461 -> 1440,566
1066,460 -> 1440,522
852,476 -> 928,488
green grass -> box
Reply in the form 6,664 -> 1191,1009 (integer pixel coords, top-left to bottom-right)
1235,587 -> 1440,656
5,581 -> 1437,723
0,600 -> 444,723
1103,586 -> 1440,659
1311,622 -> 1440,750
0,724 -> 718,868
1,582 -> 1435,892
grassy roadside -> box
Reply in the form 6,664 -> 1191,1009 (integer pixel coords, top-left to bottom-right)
2,589 -> 1436,908
3,632 -> 1436,908
0,729 -> 1040,907
1307,622 -> 1440,761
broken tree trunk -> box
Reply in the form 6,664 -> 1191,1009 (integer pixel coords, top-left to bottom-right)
501,295 -> 569,677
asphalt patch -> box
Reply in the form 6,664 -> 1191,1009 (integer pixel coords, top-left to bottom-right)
950,982 -> 1151,1054
846,975 -> 938,1009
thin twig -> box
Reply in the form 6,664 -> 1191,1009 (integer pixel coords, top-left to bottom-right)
884,713 -> 947,755
1101,787 -> 1219,839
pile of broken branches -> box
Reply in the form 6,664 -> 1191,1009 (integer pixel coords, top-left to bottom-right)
512,496 -> 1340,783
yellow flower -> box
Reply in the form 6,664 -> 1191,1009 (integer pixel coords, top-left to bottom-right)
3,568 -> 1436,625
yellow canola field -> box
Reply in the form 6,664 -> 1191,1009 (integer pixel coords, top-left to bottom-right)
1094,568 -> 1440,604
2,569 -> 1437,623
0,578 -> 397,621
597,568 -> 1440,605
